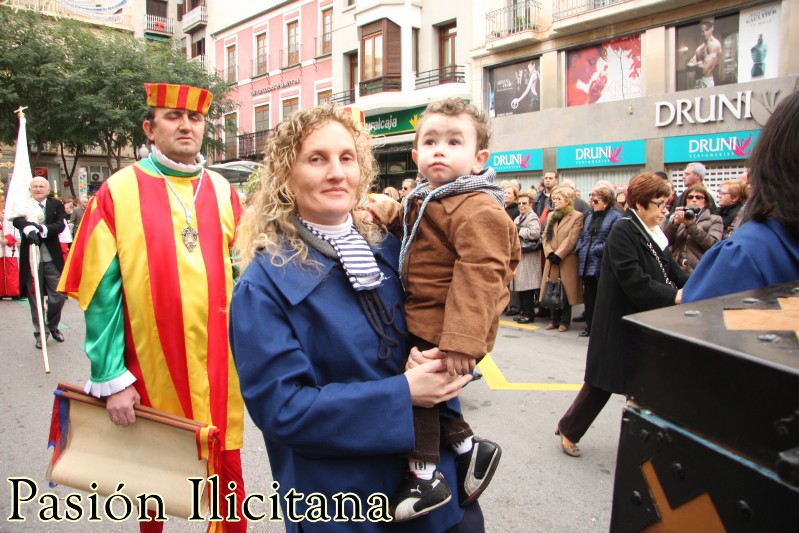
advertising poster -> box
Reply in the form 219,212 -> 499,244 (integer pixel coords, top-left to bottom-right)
566,35 -> 641,107
737,3 -> 780,82
487,57 -> 541,117
675,14 -> 739,91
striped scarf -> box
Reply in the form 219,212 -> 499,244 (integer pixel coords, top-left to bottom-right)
299,217 -> 384,291
398,168 -> 503,281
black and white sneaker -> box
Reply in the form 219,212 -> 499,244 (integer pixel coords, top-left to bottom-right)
389,470 -> 452,522
456,437 -> 501,506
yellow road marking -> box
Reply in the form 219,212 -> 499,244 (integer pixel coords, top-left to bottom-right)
479,354 -> 582,391
499,319 -> 539,330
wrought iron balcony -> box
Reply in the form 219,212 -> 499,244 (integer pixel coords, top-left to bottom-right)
485,0 -> 541,41
252,57 -> 269,78
415,66 -> 465,89
182,3 -> 208,32
190,54 -> 209,72
359,77 -> 401,96
237,130 -> 272,160
144,14 -> 174,36
330,89 -> 355,105
553,0 -> 629,20
281,44 -> 302,69
315,34 -> 333,57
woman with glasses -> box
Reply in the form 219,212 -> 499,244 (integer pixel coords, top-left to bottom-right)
556,173 -> 688,457
510,193 -> 542,324
664,184 -> 723,273
575,186 -> 622,337
717,179 -> 748,239
541,186 -> 584,332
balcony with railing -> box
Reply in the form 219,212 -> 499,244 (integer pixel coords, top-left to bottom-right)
415,66 -> 466,89
182,2 -> 208,32
238,130 -> 272,160
281,44 -> 302,69
359,77 -> 401,96
190,54 -> 209,72
315,34 -> 333,58
251,56 -> 269,78
330,89 -> 355,105
144,14 -> 174,36
225,64 -> 237,84
485,1 -> 542,52
551,0 -> 698,35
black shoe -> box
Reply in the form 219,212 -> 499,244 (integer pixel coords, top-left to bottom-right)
573,315 -> 586,322
390,470 -> 452,522
579,330 -> 590,337
35,337 -> 43,349
503,306 -> 520,317
514,315 -> 533,324
50,329 -> 65,342
456,437 -> 502,507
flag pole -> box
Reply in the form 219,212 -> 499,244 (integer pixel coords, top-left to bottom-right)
29,244 -> 51,373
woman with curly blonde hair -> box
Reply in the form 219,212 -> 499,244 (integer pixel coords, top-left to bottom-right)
229,105 -> 477,533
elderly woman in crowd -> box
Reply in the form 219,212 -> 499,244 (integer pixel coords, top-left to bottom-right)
556,172 -> 689,457
684,90 -> 799,301
503,184 -> 520,221
664,184 -> 723,273
229,106 -> 480,532
717,179 -> 748,239
541,186 -> 584,332
575,186 -> 621,337
510,192 -> 542,324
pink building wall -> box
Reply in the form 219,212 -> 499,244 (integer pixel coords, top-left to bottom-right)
214,0 -> 333,152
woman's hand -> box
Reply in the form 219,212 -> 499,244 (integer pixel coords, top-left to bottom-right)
675,288 -> 683,304
405,360 -> 472,408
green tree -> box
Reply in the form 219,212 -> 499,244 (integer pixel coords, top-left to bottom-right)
0,9 -> 234,197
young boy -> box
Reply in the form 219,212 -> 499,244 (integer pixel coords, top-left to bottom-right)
371,98 -> 520,521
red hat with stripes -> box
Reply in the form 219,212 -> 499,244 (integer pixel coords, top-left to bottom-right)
144,83 -> 213,115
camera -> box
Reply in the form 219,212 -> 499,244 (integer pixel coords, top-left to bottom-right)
683,207 -> 701,221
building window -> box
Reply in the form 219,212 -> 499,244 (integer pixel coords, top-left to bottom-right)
192,38 -> 205,58
439,23 -> 456,80
287,20 -> 299,66
317,89 -> 332,105
362,32 -> 383,80
226,45 -> 237,83
282,97 -> 299,121
321,8 -> 333,55
225,113 -> 237,160
412,28 -> 419,74
348,52 -> 359,91
255,105 -> 270,132
255,33 -> 268,76
146,0 -> 166,17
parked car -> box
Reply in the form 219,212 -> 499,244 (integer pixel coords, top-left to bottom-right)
207,161 -> 263,191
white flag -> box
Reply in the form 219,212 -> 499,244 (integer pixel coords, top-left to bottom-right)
3,113 -> 38,223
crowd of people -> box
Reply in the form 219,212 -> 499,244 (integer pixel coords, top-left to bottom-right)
2,83 -> 798,531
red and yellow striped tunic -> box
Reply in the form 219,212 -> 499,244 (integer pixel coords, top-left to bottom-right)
58,161 -> 244,450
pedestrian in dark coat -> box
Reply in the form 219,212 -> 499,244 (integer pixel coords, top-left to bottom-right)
556,173 -> 688,458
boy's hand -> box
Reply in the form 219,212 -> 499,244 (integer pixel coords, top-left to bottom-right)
445,351 -> 476,376
406,346 -> 445,371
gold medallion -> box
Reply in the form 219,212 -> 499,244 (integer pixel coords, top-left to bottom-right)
182,225 -> 199,252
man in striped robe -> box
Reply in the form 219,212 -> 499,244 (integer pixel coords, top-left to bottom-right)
58,83 -> 246,532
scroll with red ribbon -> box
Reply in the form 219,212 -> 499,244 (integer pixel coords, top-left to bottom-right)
46,383 -> 221,520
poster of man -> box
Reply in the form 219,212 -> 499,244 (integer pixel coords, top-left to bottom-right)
676,14 -> 739,91
565,35 -> 641,107
737,2 -> 780,81
488,57 -> 541,117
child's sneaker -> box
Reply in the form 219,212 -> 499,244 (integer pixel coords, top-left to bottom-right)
389,470 -> 452,522
456,437 -> 501,506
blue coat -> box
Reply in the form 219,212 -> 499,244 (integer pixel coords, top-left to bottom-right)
229,235 -> 467,532
576,208 -> 622,278
683,219 -> 799,302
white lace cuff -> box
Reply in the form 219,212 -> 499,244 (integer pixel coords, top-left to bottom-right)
84,372 -> 137,398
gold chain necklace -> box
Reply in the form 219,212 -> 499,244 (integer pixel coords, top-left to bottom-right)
149,155 -> 204,252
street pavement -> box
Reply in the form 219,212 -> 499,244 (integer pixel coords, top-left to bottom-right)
0,297 -> 625,532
